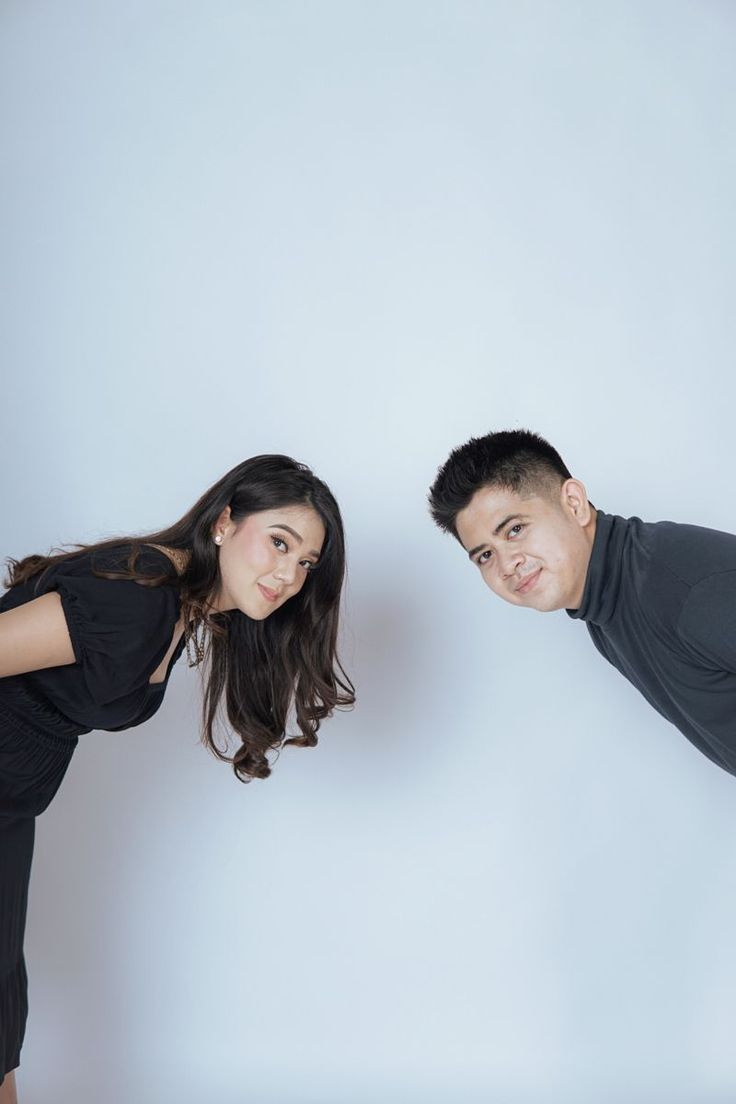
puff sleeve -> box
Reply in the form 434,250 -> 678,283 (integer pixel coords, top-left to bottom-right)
53,574 -> 180,706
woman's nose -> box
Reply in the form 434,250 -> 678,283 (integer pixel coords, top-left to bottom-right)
274,560 -> 297,585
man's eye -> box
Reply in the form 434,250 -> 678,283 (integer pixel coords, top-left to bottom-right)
508,524 -> 524,537
477,549 -> 492,565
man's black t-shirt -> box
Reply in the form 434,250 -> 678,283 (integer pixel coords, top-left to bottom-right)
567,509 -> 736,775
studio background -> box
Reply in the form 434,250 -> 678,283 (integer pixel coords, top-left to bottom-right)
2,2 -> 735,1102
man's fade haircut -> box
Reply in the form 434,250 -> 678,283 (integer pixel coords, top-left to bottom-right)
428,429 -> 572,538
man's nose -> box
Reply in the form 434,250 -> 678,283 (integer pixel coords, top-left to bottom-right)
498,546 -> 523,578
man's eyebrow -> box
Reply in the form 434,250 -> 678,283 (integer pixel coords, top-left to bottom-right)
269,524 -> 321,559
466,515 -> 528,560
493,513 -> 527,536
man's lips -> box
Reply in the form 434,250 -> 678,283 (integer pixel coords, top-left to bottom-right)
515,568 -> 542,595
258,583 -> 280,602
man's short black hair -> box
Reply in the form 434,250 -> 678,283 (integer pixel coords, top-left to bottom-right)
428,428 -> 573,537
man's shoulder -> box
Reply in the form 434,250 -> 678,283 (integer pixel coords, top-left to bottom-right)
617,515 -> 736,636
642,516 -> 736,590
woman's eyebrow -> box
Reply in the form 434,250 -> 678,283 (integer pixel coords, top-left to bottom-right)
269,524 -> 321,559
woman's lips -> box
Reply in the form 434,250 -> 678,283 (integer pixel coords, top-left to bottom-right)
515,568 -> 542,595
258,583 -> 279,602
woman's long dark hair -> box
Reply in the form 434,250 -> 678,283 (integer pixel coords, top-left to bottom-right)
6,455 -> 355,781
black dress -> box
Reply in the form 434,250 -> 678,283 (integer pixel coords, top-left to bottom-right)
0,545 -> 185,1084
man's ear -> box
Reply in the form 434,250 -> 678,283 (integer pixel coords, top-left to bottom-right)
560,478 -> 593,527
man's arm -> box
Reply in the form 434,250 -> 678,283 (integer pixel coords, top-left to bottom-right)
677,571 -> 736,673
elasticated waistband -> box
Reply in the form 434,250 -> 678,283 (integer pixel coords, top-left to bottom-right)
0,682 -> 85,750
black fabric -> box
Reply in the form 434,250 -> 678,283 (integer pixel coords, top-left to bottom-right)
0,545 -> 185,733
568,510 -> 736,774
0,545 -> 185,1082
0,703 -> 77,1085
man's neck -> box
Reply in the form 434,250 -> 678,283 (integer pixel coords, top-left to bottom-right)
567,507 -> 598,610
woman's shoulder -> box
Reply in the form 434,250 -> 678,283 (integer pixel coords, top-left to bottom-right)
56,542 -> 182,582
140,543 -> 188,576
1,543 -> 180,607
47,544 -> 182,656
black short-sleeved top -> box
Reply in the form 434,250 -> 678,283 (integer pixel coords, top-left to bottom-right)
0,545 -> 186,738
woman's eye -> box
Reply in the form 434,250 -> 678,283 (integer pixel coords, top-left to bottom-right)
300,560 -> 318,572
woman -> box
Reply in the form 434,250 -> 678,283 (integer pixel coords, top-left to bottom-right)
0,454 -> 355,1100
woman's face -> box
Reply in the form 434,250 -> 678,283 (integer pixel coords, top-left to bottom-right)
211,503 -> 326,619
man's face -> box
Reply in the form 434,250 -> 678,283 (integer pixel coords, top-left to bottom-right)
455,480 -> 595,612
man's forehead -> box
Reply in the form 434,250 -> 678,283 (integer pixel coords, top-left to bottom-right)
456,485 -> 543,543
465,485 -> 540,519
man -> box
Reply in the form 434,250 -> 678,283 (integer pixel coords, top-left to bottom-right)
428,428 -> 736,777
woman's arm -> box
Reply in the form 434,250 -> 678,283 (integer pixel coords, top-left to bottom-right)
0,592 -> 76,677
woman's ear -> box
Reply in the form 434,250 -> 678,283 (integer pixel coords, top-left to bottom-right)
212,505 -> 232,541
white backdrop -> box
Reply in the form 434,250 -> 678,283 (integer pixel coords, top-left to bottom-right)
2,2 -> 736,1102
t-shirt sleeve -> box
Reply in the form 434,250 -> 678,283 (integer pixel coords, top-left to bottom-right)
52,574 -> 179,705
677,571 -> 736,674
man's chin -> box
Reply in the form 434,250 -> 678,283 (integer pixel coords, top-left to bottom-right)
516,591 -> 566,613
495,580 -> 563,613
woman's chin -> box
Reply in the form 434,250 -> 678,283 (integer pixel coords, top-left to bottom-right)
236,600 -> 274,621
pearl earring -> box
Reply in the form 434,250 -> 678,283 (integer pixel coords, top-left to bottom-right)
214,534 -> 223,545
